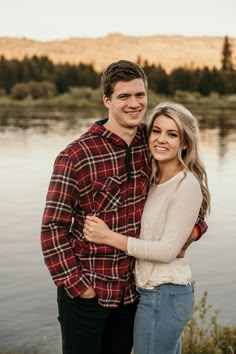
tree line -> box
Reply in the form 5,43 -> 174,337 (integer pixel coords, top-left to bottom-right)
0,36 -> 235,100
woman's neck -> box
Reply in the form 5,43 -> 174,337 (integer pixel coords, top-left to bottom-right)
156,162 -> 183,184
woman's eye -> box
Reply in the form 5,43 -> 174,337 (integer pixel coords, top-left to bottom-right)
169,133 -> 178,137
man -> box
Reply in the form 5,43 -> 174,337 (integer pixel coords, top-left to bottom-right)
41,60 -> 207,354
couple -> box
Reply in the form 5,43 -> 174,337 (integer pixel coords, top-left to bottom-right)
41,60 -> 210,354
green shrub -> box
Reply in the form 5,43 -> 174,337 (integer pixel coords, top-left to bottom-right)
10,83 -> 30,100
182,291 -> 236,353
10,81 -> 57,100
28,81 -> 57,99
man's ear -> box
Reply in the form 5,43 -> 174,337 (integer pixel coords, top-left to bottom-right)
103,95 -> 111,109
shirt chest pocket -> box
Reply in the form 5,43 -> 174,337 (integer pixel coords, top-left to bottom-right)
92,176 -> 122,212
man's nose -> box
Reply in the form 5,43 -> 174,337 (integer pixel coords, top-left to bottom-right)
128,96 -> 139,107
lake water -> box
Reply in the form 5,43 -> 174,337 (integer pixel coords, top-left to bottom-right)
0,106 -> 236,352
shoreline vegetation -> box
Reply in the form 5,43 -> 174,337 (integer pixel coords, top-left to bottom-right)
1,87 -> 236,108
1,88 -> 236,130
1,292 -> 236,354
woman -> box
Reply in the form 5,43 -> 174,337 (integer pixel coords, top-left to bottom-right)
83,102 -> 211,354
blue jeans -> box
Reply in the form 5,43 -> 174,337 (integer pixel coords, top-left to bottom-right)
133,284 -> 194,354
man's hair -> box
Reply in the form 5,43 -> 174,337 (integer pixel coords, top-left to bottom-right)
101,60 -> 148,98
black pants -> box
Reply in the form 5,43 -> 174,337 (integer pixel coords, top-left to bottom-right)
57,286 -> 137,354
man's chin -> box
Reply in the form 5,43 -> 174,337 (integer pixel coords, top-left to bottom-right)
127,117 -> 143,127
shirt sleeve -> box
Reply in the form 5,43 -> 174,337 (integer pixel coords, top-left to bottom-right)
195,208 -> 208,240
127,178 -> 203,263
41,152 -> 90,298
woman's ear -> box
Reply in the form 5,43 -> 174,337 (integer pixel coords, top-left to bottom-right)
181,146 -> 187,158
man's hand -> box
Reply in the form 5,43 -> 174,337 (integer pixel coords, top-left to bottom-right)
79,286 -> 97,299
177,227 -> 198,258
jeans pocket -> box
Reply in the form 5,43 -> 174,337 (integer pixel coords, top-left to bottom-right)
172,286 -> 194,324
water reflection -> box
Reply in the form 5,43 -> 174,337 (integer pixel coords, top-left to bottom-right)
1,106 -> 235,162
0,106 -> 107,134
0,106 -> 236,351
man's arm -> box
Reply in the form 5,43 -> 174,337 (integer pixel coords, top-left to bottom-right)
195,208 -> 208,240
41,152 -> 91,298
177,208 -> 208,257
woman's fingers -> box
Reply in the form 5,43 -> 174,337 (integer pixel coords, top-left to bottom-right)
84,219 -> 94,230
86,215 -> 99,222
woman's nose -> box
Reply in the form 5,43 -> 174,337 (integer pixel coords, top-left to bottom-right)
157,134 -> 166,143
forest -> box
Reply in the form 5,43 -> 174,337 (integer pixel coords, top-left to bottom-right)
0,36 -> 235,100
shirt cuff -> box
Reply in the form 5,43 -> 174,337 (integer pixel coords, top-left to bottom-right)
64,270 -> 91,298
194,225 -> 201,241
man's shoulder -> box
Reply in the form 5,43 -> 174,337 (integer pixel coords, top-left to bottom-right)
60,122 -> 105,159
62,133 -> 96,155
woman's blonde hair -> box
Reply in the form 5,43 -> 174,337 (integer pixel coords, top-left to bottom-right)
147,102 -> 211,216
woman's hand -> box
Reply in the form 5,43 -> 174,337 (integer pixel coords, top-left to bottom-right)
83,215 -> 111,244
84,215 -> 129,252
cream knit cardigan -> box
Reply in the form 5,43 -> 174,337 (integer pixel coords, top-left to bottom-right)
127,171 -> 202,288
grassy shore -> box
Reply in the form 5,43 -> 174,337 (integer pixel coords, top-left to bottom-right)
1,292 -> 236,354
1,89 -> 236,133
1,87 -> 236,110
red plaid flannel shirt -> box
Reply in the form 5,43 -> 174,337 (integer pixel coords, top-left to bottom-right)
41,121 -> 150,307
41,120 -> 207,307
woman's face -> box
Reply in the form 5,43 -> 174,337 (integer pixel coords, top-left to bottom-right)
149,114 -> 182,164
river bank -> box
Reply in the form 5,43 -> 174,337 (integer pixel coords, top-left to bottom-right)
1,89 -> 236,131
1,88 -> 236,109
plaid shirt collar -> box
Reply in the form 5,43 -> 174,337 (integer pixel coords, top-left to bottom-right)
89,118 -> 147,148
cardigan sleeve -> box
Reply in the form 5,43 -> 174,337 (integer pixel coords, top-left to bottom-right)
127,177 -> 202,263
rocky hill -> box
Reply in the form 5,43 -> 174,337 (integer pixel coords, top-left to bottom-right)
0,33 -> 235,72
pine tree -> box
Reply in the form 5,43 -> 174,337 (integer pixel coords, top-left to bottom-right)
221,35 -> 234,71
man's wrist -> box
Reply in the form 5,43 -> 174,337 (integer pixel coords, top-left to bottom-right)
194,225 -> 201,241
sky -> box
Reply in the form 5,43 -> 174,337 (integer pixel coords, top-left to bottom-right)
0,0 -> 236,41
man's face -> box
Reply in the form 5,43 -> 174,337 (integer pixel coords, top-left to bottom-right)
103,79 -> 147,129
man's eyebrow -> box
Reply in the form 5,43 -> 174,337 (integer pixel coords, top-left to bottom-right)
117,91 -> 146,97
117,93 -> 130,96
136,91 -> 146,95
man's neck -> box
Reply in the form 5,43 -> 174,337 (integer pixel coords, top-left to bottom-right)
104,121 -> 138,146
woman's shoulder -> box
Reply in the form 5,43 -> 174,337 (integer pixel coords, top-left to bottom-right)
177,170 -> 201,194
185,170 -> 199,184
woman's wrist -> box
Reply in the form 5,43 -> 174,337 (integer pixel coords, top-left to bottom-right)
103,229 -> 115,246
111,232 -> 128,252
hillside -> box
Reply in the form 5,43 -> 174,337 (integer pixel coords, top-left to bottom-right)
0,33 -> 236,72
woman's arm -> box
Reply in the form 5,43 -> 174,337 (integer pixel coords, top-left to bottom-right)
84,178 -> 203,263
83,215 -> 128,252
127,178 -> 203,262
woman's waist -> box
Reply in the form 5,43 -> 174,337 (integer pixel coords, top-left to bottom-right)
134,258 -> 192,287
